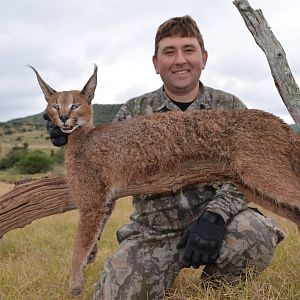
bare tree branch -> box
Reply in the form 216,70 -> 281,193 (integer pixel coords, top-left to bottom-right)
233,0 -> 300,127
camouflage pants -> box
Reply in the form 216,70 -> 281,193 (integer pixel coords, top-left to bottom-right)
93,208 -> 284,300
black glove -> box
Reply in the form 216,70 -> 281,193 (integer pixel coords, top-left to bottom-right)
43,113 -> 68,147
177,210 -> 225,269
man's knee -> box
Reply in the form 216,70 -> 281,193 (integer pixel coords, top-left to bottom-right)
93,226 -> 182,300
203,208 -> 284,281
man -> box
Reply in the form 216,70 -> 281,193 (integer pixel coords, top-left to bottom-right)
46,16 -> 284,300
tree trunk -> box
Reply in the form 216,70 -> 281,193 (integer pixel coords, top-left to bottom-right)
233,0 -> 300,127
0,176 -> 75,238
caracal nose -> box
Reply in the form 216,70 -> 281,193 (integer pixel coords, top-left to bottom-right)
60,114 -> 69,123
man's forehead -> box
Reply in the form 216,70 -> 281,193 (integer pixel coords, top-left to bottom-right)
158,36 -> 200,49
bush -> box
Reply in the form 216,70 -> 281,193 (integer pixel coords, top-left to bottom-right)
50,147 -> 65,165
16,150 -> 53,174
4,128 -> 13,135
0,145 -> 28,170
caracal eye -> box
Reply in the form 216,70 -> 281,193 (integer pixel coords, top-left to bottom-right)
52,104 -> 59,110
71,104 -> 80,110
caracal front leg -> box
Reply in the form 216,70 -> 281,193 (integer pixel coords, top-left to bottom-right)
69,207 -> 106,296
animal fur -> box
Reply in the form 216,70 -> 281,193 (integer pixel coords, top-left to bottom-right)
30,65 -> 300,295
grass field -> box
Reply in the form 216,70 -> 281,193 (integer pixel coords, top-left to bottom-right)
0,182 -> 300,300
0,128 -> 55,156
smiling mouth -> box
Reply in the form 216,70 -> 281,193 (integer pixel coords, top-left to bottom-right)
173,70 -> 189,75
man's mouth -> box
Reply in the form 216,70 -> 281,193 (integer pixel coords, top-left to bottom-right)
173,69 -> 189,75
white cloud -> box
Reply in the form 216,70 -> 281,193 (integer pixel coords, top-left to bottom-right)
0,0 -> 299,123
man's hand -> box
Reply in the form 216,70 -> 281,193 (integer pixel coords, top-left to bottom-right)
177,211 -> 225,268
43,113 -> 68,147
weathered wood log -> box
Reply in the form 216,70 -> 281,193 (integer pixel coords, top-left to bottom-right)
233,0 -> 300,127
0,176 -> 75,238
0,161 -> 234,238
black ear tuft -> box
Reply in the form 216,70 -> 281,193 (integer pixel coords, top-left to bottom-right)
81,64 -> 98,103
27,65 -> 57,102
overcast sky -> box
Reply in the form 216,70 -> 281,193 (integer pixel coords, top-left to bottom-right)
0,0 -> 299,123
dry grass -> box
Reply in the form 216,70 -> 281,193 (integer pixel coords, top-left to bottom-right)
0,182 -> 299,300
0,129 -> 56,156
0,183 -> 132,300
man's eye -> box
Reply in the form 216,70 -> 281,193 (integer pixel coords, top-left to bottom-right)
165,50 -> 175,56
71,104 -> 80,110
52,104 -> 59,110
185,48 -> 195,53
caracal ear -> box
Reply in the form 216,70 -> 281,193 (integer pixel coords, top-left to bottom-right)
81,64 -> 98,104
27,65 -> 57,102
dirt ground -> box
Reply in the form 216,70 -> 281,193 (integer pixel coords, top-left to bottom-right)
0,182 -> 13,195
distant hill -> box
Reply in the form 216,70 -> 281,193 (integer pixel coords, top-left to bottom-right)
93,104 -> 123,125
0,104 -> 123,158
290,123 -> 300,133
0,104 -> 123,130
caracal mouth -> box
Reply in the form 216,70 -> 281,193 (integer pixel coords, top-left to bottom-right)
60,125 -> 79,134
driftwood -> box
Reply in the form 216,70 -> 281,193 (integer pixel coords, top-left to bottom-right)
233,0 -> 300,127
1,1 -> 299,239
0,176 -> 74,238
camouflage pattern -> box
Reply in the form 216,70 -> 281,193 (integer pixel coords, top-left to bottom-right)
202,208 -> 284,284
93,83 -> 284,300
112,83 -> 246,122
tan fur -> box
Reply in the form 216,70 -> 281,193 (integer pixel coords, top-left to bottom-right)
30,65 -> 300,295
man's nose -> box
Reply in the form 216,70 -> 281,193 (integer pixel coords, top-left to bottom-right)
174,50 -> 186,64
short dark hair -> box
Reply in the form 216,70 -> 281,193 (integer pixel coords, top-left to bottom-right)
154,15 -> 206,56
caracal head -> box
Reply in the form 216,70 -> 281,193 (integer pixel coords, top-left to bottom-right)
29,65 -> 97,134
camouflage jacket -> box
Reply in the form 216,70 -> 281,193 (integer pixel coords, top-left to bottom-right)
113,83 -> 248,231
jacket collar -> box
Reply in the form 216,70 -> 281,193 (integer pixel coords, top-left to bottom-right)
152,82 -> 211,112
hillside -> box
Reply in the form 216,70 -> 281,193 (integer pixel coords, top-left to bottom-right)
0,104 -> 122,157
290,123 -> 300,133
0,103 -> 122,129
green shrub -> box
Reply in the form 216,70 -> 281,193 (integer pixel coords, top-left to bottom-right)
0,145 -> 28,170
50,147 -> 65,164
16,150 -> 53,174
4,128 -> 13,135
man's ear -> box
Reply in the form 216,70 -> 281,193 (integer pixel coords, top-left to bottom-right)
202,50 -> 208,70
152,55 -> 160,74
81,64 -> 98,104
28,65 -> 57,102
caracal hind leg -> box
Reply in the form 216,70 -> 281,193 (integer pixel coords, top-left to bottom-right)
70,208 -> 105,296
